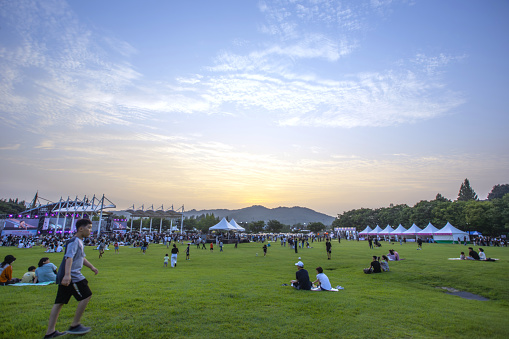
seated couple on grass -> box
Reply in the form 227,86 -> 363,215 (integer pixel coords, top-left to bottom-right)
466,247 -> 496,261
290,262 -> 334,291
364,255 -> 390,274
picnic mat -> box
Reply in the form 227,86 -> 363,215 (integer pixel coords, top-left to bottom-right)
9,281 -> 55,286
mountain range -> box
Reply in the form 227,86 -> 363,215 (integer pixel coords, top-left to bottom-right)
183,205 -> 336,226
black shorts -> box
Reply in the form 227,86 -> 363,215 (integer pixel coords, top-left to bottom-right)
55,279 -> 92,304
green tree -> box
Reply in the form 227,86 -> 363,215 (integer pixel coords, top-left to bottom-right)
308,222 -> 325,233
435,193 -> 451,202
487,184 -> 509,201
248,221 -> 265,233
457,178 -> 478,201
196,214 -> 219,232
266,220 -> 284,233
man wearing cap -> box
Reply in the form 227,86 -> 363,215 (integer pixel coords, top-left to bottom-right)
290,261 -> 312,290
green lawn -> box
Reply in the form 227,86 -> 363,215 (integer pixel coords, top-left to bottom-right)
1,240 -> 508,338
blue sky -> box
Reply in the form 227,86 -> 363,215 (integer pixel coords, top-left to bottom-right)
1,0 -> 508,217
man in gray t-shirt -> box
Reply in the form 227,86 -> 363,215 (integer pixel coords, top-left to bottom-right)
44,219 -> 99,339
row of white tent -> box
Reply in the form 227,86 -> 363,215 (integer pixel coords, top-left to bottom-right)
209,217 -> 245,232
359,222 -> 469,243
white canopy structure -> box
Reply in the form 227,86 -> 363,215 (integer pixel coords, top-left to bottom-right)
379,224 -> 395,235
368,225 -> 383,235
359,226 -> 373,235
403,223 -> 422,237
209,217 -> 238,231
418,222 -> 439,236
433,222 -> 469,243
391,224 -> 407,235
229,219 -> 245,232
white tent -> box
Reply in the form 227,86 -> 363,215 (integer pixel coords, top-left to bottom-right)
379,224 -> 395,235
368,225 -> 383,235
433,222 -> 469,243
391,224 -> 407,235
209,217 -> 237,231
418,222 -> 439,236
359,226 -> 373,235
229,219 -> 245,232
403,223 -> 422,237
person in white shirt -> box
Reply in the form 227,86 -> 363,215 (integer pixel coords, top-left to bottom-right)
312,267 -> 332,291
478,248 -> 486,260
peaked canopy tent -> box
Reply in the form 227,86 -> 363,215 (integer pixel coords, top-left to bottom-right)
403,224 -> 423,239
229,219 -> 245,232
209,218 -> 238,232
418,222 -> 439,237
368,225 -> 383,236
358,226 -> 373,235
433,222 -> 469,244
391,224 -> 407,235
379,225 -> 395,235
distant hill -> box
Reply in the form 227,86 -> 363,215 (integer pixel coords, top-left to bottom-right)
183,205 -> 335,226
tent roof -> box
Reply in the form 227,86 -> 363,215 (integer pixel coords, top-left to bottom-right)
229,219 -> 245,231
418,222 -> 439,235
403,223 -> 422,235
359,226 -> 373,234
209,217 -> 237,231
435,222 -> 467,235
124,209 -> 182,218
368,225 -> 383,234
392,224 -> 408,235
379,225 -> 395,235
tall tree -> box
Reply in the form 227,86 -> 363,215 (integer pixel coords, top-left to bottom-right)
457,178 -> 478,201
266,220 -> 284,233
487,184 -> 509,201
308,222 -> 325,233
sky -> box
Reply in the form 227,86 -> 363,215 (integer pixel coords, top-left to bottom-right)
1,0 -> 508,217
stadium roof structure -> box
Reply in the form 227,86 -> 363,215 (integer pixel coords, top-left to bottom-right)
20,193 -> 116,216
125,204 -> 183,219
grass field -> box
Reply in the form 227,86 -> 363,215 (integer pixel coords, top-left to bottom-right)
1,240 -> 508,338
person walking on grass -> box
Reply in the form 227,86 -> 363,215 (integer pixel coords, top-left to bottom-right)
44,219 -> 98,338
164,254 -> 169,268
326,239 -> 332,260
186,244 -> 190,260
210,242 -> 213,252
263,244 -> 267,256
219,241 -> 223,252
171,244 -> 179,267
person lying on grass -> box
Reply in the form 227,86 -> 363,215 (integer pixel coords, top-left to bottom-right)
312,267 -> 332,291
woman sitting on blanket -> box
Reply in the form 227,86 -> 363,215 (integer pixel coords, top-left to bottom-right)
312,267 -> 332,291
478,248 -> 496,261
35,257 -> 57,283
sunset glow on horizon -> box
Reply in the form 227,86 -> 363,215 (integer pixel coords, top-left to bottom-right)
1,0 -> 508,216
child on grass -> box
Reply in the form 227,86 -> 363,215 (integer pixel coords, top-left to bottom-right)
21,266 -> 37,283
44,219 -> 98,338
164,254 -> 169,267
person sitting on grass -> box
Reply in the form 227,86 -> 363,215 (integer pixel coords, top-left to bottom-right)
460,252 -> 466,260
380,255 -> 390,272
21,266 -> 37,283
36,257 -> 58,283
0,255 -> 21,285
388,249 -> 403,261
290,261 -> 312,290
312,267 -> 332,291
369,256 -> 382,273
467,247 -> 480,260
478,248 -> 496,261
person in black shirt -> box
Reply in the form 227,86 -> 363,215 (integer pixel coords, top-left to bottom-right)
326,240 -> 332,260
290,261 -> 311,290
467,247 -> 480,260
369,256 -> 382,273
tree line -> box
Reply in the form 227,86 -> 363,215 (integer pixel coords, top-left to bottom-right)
332,180 -> 509,236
